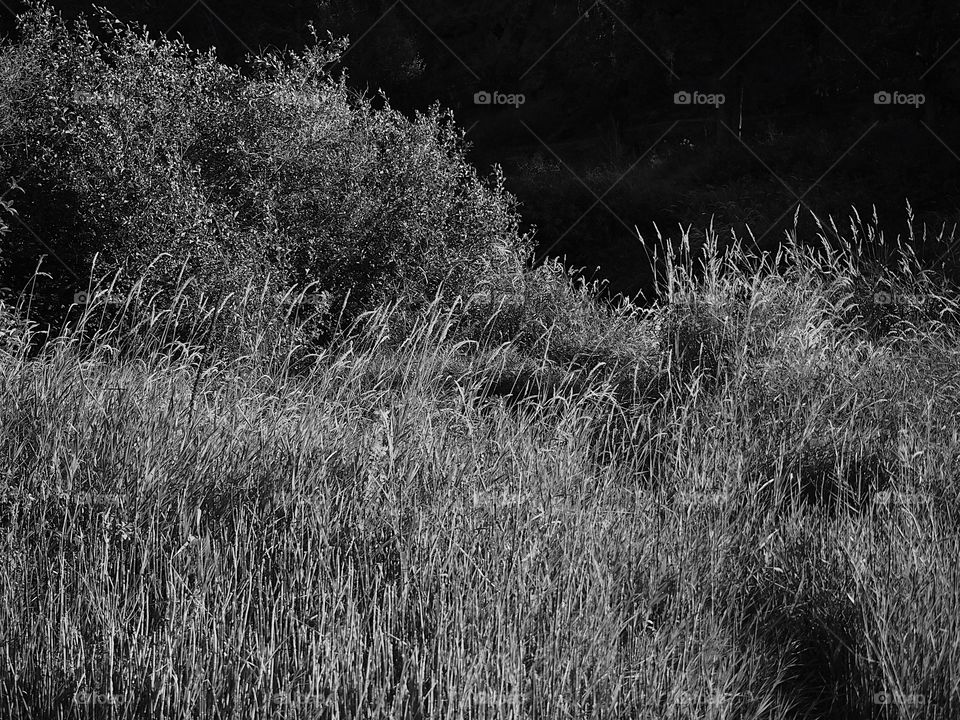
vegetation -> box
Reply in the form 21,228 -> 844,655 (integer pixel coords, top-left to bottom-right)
1,5 -> 960,720
0,5 -> 530,346
3,203 -> 960,718
4,0 -> 958,300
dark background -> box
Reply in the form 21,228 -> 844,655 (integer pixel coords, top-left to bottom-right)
3,0 -> 959,300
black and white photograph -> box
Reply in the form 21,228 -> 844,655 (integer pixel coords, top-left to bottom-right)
0,1 -> 959,717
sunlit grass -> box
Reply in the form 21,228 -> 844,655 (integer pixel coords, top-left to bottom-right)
1,214 -> 960,719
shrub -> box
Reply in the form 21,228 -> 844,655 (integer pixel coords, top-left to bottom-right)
0,3 -> 531,352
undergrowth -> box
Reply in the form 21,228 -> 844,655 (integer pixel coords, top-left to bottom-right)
1,207 -> 960,719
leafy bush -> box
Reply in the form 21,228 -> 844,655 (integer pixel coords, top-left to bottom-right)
0,3 -> 531,351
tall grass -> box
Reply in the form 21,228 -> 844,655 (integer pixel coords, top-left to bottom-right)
1,211 -> 960,719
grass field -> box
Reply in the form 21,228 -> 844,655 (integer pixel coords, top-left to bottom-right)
1,215 -> 959,719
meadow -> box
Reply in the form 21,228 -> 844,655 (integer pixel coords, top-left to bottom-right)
3,214 -> 960,719
2,5 -> 960,719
